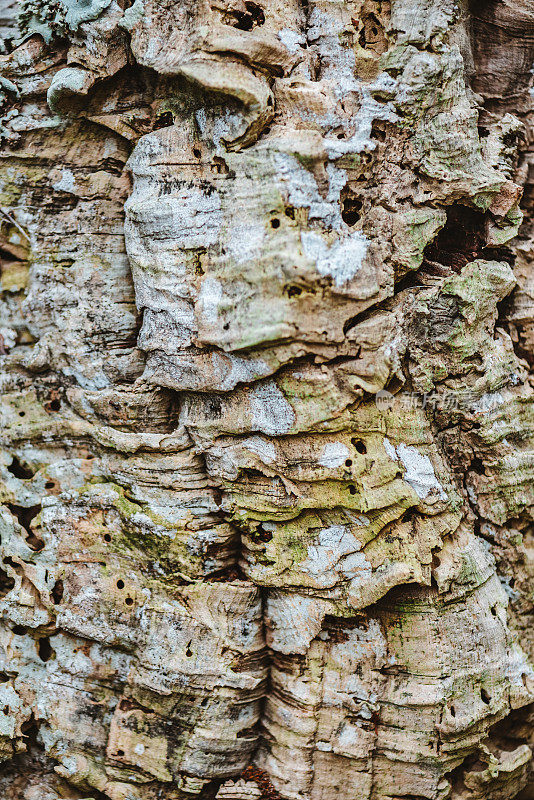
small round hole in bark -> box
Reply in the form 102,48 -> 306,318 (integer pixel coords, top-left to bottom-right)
125,597 -> 133,606
12,625 -> 27,635
38,637 -> 53,663
348,485 -> 357,495
193,148 -> 202,158
51,579 -> 63,604
117,750 -> 124,757
352,439 -> 367,454
18,412 -> 25,417
49,399 -> 61,412
345,459 -> 352,467
104,533 -> 112,543
480,688 -> 491,705
116,579 -> 125,590
271,218 -> 280,228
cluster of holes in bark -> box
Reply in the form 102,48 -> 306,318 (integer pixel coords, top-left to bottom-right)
341,190 -> 363,226
356,13 -> 388,54
116,578 -> 134,606
153,110 -> 174,130
44,392 -> 61,413
226,2 -> 265,30
254,526 -> 273,543
211,156 -> 230,175
371,120 -> 388,141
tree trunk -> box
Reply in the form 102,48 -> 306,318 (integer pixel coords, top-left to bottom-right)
0,0 -> 533,798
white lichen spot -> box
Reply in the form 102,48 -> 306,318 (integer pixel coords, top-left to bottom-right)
226,222 -> 265,264
319,441 -> 350,468
243,436 -> 277,464
198,277 -> 223,326
278,28 -> 305,54
134,743 -> 145,755
301,230 -> 369,286
53,169 -> 76,193
307,7 -> 359,94
211,352 -> 270,390
196,107 -> 245,152
383,437 -> 398,461
472,392 -> 504,413
383,438 -> 447,500
250,380 -> 295,436
324,85 -> 398,159
273,153 -> 346,230
0,327 -> 17,350
120,0 -> 144,31
300,525 -> 368,588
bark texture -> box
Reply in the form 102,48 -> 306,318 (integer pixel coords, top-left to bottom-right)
0,0 -> 533,798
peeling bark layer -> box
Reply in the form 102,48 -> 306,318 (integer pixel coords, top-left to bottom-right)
0,0 -> 533,799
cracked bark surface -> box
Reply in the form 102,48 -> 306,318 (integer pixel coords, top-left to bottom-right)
0,0 -> 533,798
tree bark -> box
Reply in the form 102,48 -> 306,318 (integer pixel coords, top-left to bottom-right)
0,0 -> 533,798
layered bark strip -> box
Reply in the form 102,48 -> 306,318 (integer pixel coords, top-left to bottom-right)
0,0 -> 533,798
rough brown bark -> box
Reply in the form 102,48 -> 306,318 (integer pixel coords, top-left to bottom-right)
0,1 -> 533,798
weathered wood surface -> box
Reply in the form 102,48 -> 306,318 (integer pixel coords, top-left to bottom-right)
0,0 -> 533,798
